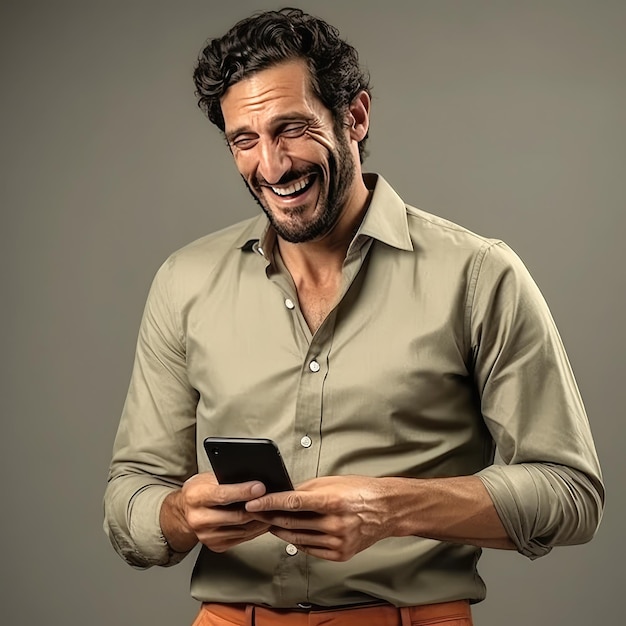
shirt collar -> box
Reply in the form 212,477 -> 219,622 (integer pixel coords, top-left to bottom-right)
235,172 -> 413,257
357,173 -> 413,251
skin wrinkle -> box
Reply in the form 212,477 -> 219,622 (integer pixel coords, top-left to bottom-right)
221,59 -> 360,245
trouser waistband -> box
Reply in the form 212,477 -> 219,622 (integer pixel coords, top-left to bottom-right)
192,599 -> 473,625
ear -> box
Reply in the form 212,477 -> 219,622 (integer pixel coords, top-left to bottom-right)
346,90 -> 370,143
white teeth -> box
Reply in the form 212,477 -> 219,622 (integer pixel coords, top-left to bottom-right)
271,175 -> 311,197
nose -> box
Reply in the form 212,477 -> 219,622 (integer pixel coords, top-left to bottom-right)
257,139 -> 292,185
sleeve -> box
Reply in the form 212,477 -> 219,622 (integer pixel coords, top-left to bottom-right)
468,242 -> 605,559
103,256 -> 199,568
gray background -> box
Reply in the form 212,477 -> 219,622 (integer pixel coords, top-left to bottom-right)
2,0 -> 623,624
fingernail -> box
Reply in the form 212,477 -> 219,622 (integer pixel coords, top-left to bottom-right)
246,500 -> 260,512
250,482 -> 266,498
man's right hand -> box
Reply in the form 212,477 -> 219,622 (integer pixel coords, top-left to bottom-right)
159,472 -> 270,554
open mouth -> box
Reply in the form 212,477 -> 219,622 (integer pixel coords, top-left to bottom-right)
267,173 -> 317,199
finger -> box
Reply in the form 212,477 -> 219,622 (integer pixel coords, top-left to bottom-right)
214,480 -> 268,506
200,521 -> 269,541
188,499 -> 266,530
246,490 -> 322,513
295,545 -> 348,562
268,528 -> 353,563
188,479 -> 267,508
249,511 -> 326,532
269,527 -> 344,553
199,521 -> 270,552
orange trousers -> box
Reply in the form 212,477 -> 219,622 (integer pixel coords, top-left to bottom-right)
191,600 -> 473,626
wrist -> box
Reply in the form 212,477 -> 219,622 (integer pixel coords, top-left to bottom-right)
377,476 -> 424,537
159,489 -> 198,553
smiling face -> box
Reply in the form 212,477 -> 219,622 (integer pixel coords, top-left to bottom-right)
220,59 -> 361,243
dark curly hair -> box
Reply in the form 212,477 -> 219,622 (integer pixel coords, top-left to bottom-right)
193,7 -> 371,161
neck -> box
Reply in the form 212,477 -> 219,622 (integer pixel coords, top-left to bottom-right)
277,176 -> 371,284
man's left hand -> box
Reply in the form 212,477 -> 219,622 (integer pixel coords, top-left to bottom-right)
245,475 -> 397,561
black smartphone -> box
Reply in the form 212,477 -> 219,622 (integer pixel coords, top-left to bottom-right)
203,437 -> 294,493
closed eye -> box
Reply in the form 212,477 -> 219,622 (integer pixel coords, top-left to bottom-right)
227,121 -> 309,150
229,134 -> 258,150
279,122 -> 309,139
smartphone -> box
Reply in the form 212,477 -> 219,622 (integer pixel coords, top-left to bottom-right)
203,436 -> 294,493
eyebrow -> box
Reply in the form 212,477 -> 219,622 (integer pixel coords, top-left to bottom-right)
225,114 -> 313,143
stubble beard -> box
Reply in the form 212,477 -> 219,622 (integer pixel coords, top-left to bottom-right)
243,131 -> 356,244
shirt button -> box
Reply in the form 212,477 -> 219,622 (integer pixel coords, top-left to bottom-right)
300,436 -> 312,448
309,360 -> 320,373
285,543 -> 298,556
285,298 -> 295,310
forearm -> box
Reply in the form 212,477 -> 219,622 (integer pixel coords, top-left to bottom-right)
382,475 -> 515,550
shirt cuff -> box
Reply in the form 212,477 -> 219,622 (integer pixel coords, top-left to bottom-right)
477,464 -> 553,559
128,485 -> 191,568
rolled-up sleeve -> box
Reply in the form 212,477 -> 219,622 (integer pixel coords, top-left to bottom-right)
103,256 -> 199,568
469,242 -> 604,558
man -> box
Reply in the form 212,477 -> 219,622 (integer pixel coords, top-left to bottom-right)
104,8 -> 604,626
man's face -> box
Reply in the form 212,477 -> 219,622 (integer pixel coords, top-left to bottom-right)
220,59 -> 357,243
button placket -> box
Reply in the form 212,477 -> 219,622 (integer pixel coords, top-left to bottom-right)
288,319 -> 333,513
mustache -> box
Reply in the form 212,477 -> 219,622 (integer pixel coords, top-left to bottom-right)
254,166 -> 319,189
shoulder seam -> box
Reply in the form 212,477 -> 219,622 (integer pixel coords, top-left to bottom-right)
405,204 -> 493,245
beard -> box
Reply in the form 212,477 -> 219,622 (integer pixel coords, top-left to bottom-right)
243,128 -> 356,244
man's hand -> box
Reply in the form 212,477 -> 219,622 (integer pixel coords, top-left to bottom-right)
244,474 -> 515,561
160,473 -> 271,554
245,475 -> 398,562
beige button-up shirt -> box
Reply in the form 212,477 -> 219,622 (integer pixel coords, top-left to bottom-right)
104,174 -> 603,607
